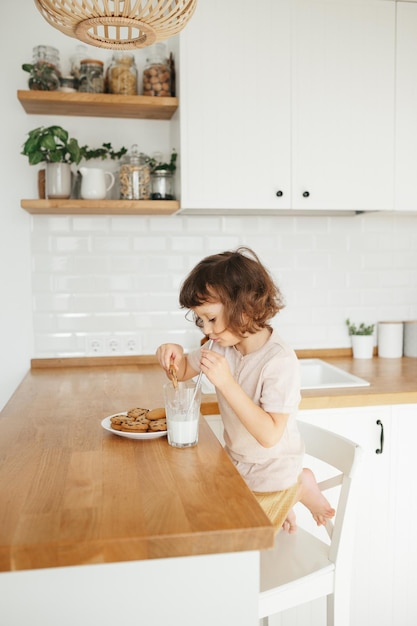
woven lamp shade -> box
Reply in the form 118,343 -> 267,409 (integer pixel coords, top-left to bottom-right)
34,0 -> 197,49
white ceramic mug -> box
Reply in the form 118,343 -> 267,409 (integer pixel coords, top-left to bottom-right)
79,167 -> 115,200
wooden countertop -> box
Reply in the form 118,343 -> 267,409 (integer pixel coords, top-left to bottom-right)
0,365 -> 273,573
298,355 -> 417,409
1,354 -> 416,573
197,354 -> 417,413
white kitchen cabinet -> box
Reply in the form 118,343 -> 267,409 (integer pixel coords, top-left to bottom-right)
178,0 -> 395,213
395,2 -> 417,212
389,404 -> 417,625
292,0 -> 395,212
298,406 -> 394,626
178,0 -> 292,212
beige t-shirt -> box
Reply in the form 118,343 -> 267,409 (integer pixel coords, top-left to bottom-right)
187,330 -> 304,492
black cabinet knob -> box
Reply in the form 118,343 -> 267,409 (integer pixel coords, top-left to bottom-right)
276,191 -> 283,197
302,191 -> 310,198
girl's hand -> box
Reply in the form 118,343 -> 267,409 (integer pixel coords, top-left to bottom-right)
199,347 -> 233,390
156,343 -> 184,374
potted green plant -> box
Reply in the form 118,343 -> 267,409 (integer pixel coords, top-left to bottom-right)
345,318 -> 375,359
22,125 -> 82,199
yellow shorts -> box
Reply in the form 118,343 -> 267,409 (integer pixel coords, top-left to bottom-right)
253,479 -> 300,535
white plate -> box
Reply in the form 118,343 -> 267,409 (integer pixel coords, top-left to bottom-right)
101,414 -> 167,440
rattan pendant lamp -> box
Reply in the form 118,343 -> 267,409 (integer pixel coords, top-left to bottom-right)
34,0 -> 197,49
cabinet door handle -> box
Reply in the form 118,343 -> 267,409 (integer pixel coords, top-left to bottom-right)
302,191 -> 310,197
276,190 -> 283,197
375,419 -> 384,454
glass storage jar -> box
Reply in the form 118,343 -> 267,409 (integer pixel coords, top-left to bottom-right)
107,52 -> 138,95
119,145 -> 151,200
29,45 -> 61,91
143,43 -> 171,97
59,75 -> 77,92
151,169 -> 175,200
70,44 -> 88,81
78,59 -> 104,93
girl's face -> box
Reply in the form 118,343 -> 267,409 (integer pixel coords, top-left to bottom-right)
193,301 -> 242,347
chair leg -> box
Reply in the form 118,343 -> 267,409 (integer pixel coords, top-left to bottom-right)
327,592 -> 351,626
327,594 -> 335,626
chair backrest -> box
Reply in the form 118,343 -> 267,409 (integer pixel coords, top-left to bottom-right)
297,420 -> 362,565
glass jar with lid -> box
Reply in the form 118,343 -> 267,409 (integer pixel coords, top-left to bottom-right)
107,52 -> 138,95
29,45 -> 61,91
69,44 -> 89,84
119,145 -> 151,200
78,59 -> 104,93
143,43 -> 171,97
151,169 -> 175,200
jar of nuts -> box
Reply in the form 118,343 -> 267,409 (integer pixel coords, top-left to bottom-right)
143,43 -> 171,97
119,145 -> 151,200
107,52 -> 138,95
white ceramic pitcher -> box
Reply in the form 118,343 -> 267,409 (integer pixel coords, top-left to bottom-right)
79,167 -> 115,200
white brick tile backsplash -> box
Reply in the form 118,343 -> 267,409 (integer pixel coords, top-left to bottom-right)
32,216 -> 71,233
93,236 -> 132,253
54,236 -> 90,253
72,217 -> 110,232
171,236 -> 206,252
30,212 -> 417,357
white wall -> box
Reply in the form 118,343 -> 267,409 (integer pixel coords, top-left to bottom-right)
1,2 -> 417,409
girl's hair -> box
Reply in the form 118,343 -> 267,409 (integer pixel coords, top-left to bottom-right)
179,247 -> 285,336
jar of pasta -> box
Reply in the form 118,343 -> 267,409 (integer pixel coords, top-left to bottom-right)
107,52 -> 138,95
119,145 -> 150,200
143,43 -> 171,97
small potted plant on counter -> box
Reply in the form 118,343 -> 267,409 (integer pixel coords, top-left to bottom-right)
345,318 -> 375,359
21,125 -> 81,199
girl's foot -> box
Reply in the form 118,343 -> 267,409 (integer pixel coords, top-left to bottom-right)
282,508 -> 297,534
299,468 -> 335,526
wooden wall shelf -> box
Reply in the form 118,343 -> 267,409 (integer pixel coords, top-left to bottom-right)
17,90 -> 178,120
21,199 -> 179,216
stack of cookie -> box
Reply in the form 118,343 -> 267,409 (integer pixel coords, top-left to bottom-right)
110,407 -> 167,433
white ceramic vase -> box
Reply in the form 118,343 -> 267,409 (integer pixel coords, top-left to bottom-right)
351,335 -> 374,359
45,162 -> 72,199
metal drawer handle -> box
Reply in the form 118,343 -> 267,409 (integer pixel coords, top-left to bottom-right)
376,419 -> 384,454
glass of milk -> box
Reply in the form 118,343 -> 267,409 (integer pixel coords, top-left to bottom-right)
163,381 -> 202,448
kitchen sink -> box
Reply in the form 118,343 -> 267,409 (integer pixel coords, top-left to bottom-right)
300,358 -> 370,390
200,357 -> 370,394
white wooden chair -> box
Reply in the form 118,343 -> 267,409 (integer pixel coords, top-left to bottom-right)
259,421 -> 362,626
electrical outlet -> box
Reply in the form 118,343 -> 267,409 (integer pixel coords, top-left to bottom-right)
123,335 -> 140,354
86,337 -> 105,355
106,336 -> 121,354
